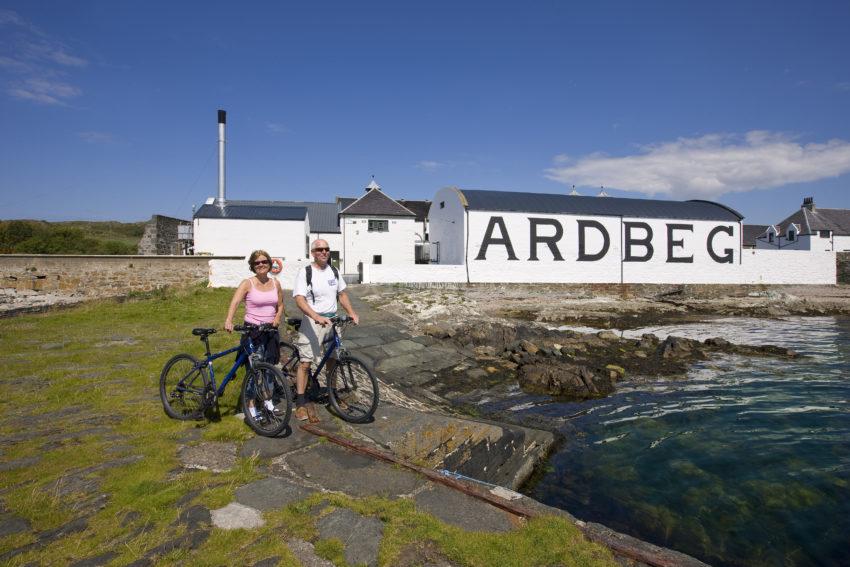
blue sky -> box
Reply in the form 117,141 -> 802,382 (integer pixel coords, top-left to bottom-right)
1,1 -> 849,224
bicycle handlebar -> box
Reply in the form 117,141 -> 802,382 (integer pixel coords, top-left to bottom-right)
233,322 -> 277,334
285,315 -> 351,328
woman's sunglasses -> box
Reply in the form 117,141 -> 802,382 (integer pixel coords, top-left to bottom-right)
252,259 -> 270,266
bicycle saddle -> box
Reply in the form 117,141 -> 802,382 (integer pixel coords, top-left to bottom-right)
286,318 -> 302,329
192,328 -> 217,336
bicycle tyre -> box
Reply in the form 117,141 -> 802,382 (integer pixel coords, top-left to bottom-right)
160,353 -> 209,421
327,356 -> 379,423
241,362 -> 292,437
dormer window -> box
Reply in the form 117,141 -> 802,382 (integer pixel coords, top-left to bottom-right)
768,232 -> 774,243
788,229 -> 796,242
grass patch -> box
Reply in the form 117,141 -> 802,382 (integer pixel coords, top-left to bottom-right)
0,287 -> 618,566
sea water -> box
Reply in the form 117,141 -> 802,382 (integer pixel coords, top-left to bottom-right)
499,316 -> 849,566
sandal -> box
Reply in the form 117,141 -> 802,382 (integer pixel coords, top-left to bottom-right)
294,406 -> 309,422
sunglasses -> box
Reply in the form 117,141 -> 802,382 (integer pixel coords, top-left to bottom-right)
252,259 -> 270,266
312,247 -> 330,253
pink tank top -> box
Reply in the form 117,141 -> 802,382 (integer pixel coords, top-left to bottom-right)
244,279 -> 278,324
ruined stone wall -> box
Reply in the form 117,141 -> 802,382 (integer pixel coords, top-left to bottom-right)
838,252 -> 850,284
0,255 -> 238,296
137,215 -> 191,255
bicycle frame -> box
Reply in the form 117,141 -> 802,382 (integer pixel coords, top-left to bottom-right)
202,340 -> 256,398
309,324 -> 343,382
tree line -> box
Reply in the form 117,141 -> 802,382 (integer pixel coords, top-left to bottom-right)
0,220 -> 145,255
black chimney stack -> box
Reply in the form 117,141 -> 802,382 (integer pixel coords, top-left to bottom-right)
803,197 -> 815,212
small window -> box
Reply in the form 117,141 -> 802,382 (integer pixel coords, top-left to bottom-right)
768,233 -> 774,243
372,255 -> 382,264
820,230 -> 831,238
368,219 -> 389,232
788,230 -> 796,242
440,201 -> 445,209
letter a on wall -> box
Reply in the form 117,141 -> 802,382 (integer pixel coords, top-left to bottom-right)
475,216 -> 518,260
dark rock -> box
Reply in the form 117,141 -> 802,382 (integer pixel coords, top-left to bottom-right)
639,333 -> 659,349
518,362 -> 614,399
596,330 -> 619,341
518,340 -> 538,355
422,323 -> 455,339
704,337 -> 730,347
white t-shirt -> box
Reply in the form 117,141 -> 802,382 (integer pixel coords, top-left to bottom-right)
292,264 -> 346,315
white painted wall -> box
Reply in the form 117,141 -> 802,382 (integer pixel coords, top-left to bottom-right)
428,187 -> 467,264
340,215 -> 417,274
362,250 -> 836,285
362,263 -> 467,283
834,235 -> 850,251
462,210 -> 742,283
194,217 -> 310,260
209,257 -> 312,289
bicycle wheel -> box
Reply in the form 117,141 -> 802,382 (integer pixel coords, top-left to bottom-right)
241,362 -> 292,437
327,356 -> 379,423
160,354 -> 209,420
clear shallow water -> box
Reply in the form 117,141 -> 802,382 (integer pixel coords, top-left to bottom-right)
498,316 -> 850,567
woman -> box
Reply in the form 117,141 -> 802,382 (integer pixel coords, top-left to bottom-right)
224,248 -> 284,366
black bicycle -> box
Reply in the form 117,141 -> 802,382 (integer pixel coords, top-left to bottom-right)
279,315 -> 379,423
159,323 -> 292,437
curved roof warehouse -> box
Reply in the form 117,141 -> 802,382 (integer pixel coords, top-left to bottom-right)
428,188 -> 746,283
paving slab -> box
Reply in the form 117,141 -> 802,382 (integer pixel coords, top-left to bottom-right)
317,507 -> 383,567
381,339 -> 426,357
210,502 -> 265,530
235,477 -> 314,511
276,443 -> 425,498
413,482 -> 518,533
239,425 -> 319,459
178,442 -> 237,473
286,538 -> 335,567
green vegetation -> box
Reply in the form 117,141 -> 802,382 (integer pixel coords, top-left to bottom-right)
0,219 -> 145,254
0,286 -> 617,566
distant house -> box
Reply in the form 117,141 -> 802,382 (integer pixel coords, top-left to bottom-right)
138,214 -> 193,255
756,197 -> 850,251
339,180 -> 418,274
193,199 -> 310,260
742,224 -> 769,249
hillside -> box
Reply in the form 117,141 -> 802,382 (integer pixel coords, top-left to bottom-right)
0,219 -> 146,255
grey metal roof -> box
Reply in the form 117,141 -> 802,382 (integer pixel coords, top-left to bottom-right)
458,190 -> 744,221
397,199 -> 431,223
742,224 -> 769,247
194,200 -> 341,231
776,206 -> 850,236
194,202 -> 307,221
340,189 -> 416,217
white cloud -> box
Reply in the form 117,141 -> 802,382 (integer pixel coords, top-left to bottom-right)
0,9 -> 87,105
265,122 -> 289,134
545,131 -> 850,199
415,160 -> 445,172
8,77 -> 80,105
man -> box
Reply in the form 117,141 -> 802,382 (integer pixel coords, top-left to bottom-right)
292,239 -> 359,421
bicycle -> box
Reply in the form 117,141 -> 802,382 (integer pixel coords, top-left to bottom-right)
159,323 -> 292,437
279,315 -> 379,423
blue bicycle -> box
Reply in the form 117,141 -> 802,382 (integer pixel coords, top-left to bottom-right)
159,323 -> 292,437
280,316 -> 379,423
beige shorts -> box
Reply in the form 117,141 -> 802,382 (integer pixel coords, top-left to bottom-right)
295,318 -> 338,365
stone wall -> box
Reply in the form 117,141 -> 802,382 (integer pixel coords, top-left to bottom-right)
137,215 -> 192,255
838,252 -> 850,284
0,255 -> 238,297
